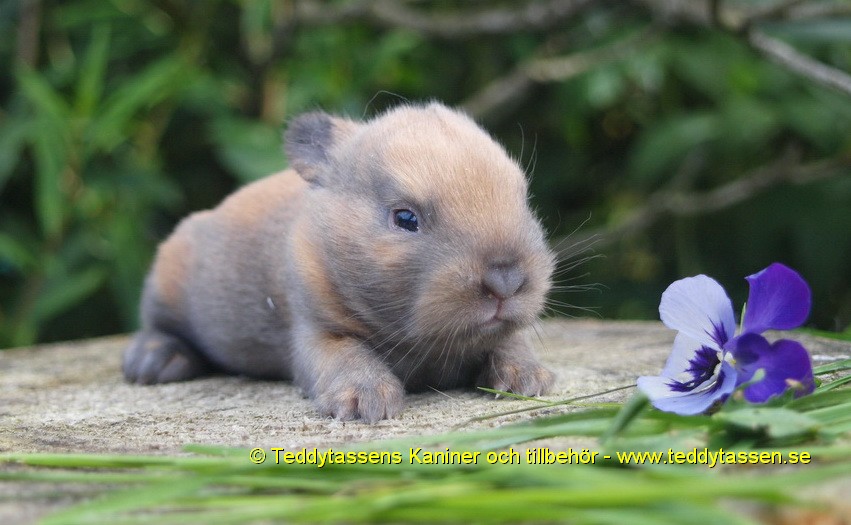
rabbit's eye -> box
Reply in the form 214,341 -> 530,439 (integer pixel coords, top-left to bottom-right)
392,209 -> 418,232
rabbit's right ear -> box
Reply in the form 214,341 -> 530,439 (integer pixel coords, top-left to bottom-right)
284,112 -> 359,184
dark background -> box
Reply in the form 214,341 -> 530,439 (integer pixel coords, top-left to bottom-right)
1,0 -> 850,348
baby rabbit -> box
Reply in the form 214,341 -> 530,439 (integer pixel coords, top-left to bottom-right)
123,102 -> 556,422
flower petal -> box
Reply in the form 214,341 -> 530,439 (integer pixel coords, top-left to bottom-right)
638,360 -> 737,416
731,333 -> 815,403
659,332 -> 714,378
638,333 -> 736,415
659,274 -> 736,349
742,263 -> 811,334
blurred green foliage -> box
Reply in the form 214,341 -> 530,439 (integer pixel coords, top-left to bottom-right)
1,0 -> 850,347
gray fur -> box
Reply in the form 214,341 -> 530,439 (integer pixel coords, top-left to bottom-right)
123,103 -> 556,423
283,111 -> 334,181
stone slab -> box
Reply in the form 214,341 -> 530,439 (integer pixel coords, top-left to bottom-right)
2,319 -> 849,454
1,319 -> 849,524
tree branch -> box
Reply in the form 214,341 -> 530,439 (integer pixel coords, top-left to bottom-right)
527,28 -> 658,82
741,0 -> 851,24
748,29 -> 851,97
552,150 -> 850,259
745,0 -> 805,23
16,0 -> 41,68
292,0 -> 597,38
462,27 -> 657,120
461,68 -> 536,121
785,3 -> 851,20
631,0 -> 851,99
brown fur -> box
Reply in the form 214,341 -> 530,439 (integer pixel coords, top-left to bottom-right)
123,102 -> 556,422
152,230 -> 193,311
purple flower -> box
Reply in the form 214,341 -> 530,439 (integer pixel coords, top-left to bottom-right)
637,263 -> 815,415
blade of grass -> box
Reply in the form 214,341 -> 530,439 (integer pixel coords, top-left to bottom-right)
41,478 -> 210,525
817,374 -> 851,392
600,391 -> 650,443
466,384 -> 635,424
813,357 -> 851,375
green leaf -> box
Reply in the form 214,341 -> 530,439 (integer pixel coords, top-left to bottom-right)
628,112 -> 720,186
719,96 -> 778,149
0,114 -> 34,191
0,233 -> 35,272
87,56 -> 190,153
583,66 -> 626,109
14,66 -> 71,124
369,30 -> 423,80
670,33 -> 749,101
778,96 -> 845,149
33,267 -> 108,323
9,321 -> 38,349
713,407 -> 820,442
74,24 -> 111,118
210,117 -> 286,183
15,58 -> 73,241
32,126 -> 67,239
604,430 -> 706,457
